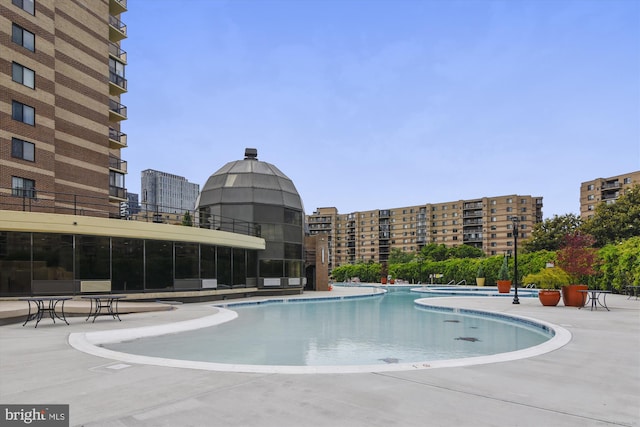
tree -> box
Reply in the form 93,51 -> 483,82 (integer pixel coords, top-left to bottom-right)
581,185 -> 640,247
182,211 -> 193,227
388,248 -> 415,264
447,245 -> 484,259
523,213 -> 582,252
556,232 -> 598,284
420,244 -> 449,261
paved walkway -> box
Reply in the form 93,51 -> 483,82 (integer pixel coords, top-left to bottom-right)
1,288 -> 638,426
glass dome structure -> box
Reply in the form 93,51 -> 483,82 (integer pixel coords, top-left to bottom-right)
197,149 -> 305,290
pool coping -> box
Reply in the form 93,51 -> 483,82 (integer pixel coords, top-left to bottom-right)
68,290 -> 572,375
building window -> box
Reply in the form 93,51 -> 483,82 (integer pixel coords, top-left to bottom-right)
12,24 -> 35,51
506,207 -> 513,212
588,205 -> 594,211
12,176 -> 35,198
506,198 -> 513,203
12,101 -> 35,125
12,62 -> 35,88
587,194 -> 595,200
588,184 -> 595,190
13,0 -> 35,14
624,178 -> 631,184
11,138 -> 35,161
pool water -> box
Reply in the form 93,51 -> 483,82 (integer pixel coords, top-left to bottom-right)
104,291 -> 552,367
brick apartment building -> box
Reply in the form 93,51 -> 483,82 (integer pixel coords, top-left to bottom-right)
1,0 -> 128,217
307,194 -> 543,270
580,170 -> 640,218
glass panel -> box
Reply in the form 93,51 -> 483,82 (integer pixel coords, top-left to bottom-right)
0,232 -> 31,295
11,101 -> 22,121
32,233 -> 73,280
175,242 -> 198,279
232,248 -> 246,286
11,24 -> 22,45
144,240 -> 173,290
284,243 -> 302,259
23,30 -> 34,51
246,250 -> 257,277
112,238 -> 143,291
217,247 -> 231,287
23,67 -> 34,88
23,105 -> 34,125
12,62 -> 22,83
23,140 -> 34,161
76,235 -> 110,280
200,245 -> 216,278
286,260 -> 302,277
260,259 -> 283,278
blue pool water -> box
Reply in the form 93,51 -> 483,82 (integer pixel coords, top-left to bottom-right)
104,291 -> 553,367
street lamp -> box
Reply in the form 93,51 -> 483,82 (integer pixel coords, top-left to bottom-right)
512,216 -> 520,304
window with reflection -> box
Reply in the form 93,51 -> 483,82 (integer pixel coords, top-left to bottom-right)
217,246 -> 231,287
32,233 -> 73,280
233,248 -> 246,287
200,244 -> 216,279
175,242 -> 199,279
0,232 -> 31,294
76,235 -> 110,279
260,259 -> 283,278
145,240 -> 173,290
112,238 -> 143,291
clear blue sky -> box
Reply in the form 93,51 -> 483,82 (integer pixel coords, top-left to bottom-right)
122,0 -> 640,218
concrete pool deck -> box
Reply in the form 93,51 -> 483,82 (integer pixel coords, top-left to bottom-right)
1,287 -> 639,426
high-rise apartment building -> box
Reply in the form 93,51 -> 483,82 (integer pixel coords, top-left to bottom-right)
580,170 -> 640,218
141,169 -> 199,215
307,195 -> 543,270
1,0 -> 129,217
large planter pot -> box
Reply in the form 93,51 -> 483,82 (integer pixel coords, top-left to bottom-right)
476,278 -> 486,287
538,290 -> 561,306
562,284 -> 588,307
496,280 -> 512,293
381,277 -> 387,285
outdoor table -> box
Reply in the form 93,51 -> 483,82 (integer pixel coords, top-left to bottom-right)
81,295 -> 126,323
578,290 -> 611,311
20,296 -> 72,328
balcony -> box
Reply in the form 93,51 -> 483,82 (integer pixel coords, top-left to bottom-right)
109,99 -> 127,121
109,185 -> 127,201
109,155 -> 127,173
109,0 -> 127,15
463,210 -> 483,218
109,70 -> 127,95
109,42 -> 127,64
109,15 -> 127,41
109,127 -> 127,149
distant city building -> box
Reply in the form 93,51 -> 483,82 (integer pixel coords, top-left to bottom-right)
307,195 -> 543,270
141,169 -> 199,215
580,170 -> 640,218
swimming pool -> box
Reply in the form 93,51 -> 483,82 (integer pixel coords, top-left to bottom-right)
82,290 -> 566,374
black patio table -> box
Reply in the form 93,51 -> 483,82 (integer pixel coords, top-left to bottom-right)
20,296 -> 72,328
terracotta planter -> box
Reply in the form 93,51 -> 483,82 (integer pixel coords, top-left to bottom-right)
538,290 -> 561,306
496,280 -> 512,293
476,278 -> 486,287
562,284 -> 588,307
381,277 -> 387,284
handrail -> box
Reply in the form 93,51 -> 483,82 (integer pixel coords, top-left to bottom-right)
456,280 -> 466,286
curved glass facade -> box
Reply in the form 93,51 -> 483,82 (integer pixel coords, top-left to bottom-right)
0,231 -> 257,296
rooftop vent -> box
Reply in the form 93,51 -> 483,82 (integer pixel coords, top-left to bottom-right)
244,148 -> 258,160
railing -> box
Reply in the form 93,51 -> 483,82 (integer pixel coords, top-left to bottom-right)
108,155 -> 127,172
108,127 -> 127,146
109,42 -> 127,62
109,70 -> 127,90
0,187 -> 261,237
109,99 -> 127,118
112,0 -> 127,10
602,182 -> 621,190
109,15 -> 127,36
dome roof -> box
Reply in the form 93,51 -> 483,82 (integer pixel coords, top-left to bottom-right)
197,149 -> 303,210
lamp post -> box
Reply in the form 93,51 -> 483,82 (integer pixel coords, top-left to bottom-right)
512,216 -> 520,304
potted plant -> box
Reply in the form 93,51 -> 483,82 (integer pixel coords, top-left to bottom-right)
476,264 -> 486,287
523,267 -> 571,306
496,256 -> 512,293
557,232 -> 598,307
